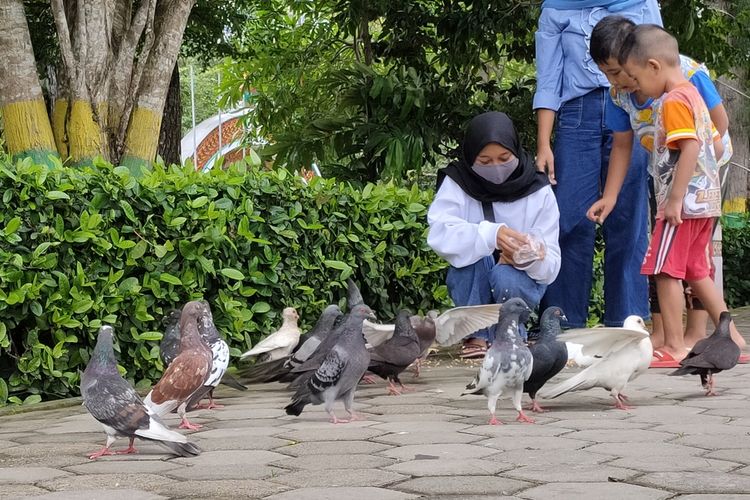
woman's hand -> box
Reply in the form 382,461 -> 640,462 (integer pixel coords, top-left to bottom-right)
496,226 -> 528,265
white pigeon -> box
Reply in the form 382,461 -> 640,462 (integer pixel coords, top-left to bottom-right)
240,307 -> 301,361
362,304 -> 503,348
461,298 -> 535,425
537,315 -> 652,410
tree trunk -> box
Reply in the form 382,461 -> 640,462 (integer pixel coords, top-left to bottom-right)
157,62 -> 182,166
0,0 -> 58,166
122,0 -> 194,174
718,75 -> 749,214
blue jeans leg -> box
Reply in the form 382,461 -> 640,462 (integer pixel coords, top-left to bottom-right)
446,256 -> 494,342
489,264 -> 547,340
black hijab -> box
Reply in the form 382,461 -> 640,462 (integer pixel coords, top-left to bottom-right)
437,111 -> 549,203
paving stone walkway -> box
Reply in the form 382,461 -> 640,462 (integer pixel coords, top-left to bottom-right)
1,308 -> 750,499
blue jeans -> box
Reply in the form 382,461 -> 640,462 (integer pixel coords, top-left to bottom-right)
540,88 -> 650,328
446,256 -> 547,341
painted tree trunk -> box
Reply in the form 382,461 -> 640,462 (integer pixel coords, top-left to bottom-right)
122,0 -> 193,174
718,75 -> 749,214
0,0 -> 58,165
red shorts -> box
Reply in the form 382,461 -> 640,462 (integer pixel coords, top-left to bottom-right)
641,218 -> 714,281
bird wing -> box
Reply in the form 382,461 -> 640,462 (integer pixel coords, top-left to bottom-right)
362,320 -> 395,347
205,340 -> 230,387
434,304 -> 502,346
557,327 -> 648,359
83,374 -> 151,436
145,348 -> 212,416
308,346 -> 347,394
241,328 -> 300,358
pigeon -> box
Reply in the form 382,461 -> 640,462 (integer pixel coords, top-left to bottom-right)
185,302 -> 231,410
361,310 -> 437,377
537,315 -> 652,410
81,325 -> 201,459
462,298 -> 535,425
367,310 -> 423,395
670,311 -> 740,396
285,304 -> 375,423
159,309 -> 182,367
523,307 -> 569,413
144,301 -> 213,430
239,305 -> 344,384
240,307 -> 301,362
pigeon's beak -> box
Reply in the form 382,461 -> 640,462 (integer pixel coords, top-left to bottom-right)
561,314 -> 568,322
368,312 -> 377,321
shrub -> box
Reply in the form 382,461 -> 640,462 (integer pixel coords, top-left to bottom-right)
722,213 -> 750,309
0,157 -> 451,405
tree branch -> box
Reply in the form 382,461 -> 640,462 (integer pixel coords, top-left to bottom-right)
50,0 -> 76,82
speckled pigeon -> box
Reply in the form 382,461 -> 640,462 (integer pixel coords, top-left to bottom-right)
81,325 -> 201,459
462,298 -> 535,425
159,309 -> 182,367
145,301 -> 213,430
524,307 -> 568,413
670,311 -> 740,396
240,307 -> 301,362
185,302 -> 231,410
367,310 -> 422,395
285,304 -> 375,423
538,315 -> 651,410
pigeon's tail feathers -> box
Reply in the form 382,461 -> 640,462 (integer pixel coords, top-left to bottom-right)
285,396 -> 310,416
537,370 -> 592,399
160,439 -> 202,457
238,357 -> 289,384
669,365 -> 699,377
220,373 -> 248,391
143,392 -> 180,417
287,371 -> 314,391
135,414 -> 189,445
461,376 -> 481,396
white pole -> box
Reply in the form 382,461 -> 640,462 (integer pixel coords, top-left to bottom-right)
217,72 -> 223,153
190,64 -> 197,169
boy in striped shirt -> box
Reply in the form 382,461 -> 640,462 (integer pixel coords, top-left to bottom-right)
619,24 -> 744,362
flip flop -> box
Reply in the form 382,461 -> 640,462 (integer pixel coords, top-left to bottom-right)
739,353 -> 750,364
460,344 -> 487,359
650,349 -> 682,369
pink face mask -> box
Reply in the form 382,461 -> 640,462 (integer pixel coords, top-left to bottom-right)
471,156 -> 519,184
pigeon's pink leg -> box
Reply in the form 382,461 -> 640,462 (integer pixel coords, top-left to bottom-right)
179,418 -> 203,430
488,414 -> 503,425
705,374 -> 718,396
612,393 -> 634,410
387,381 -> 402,396
516,411 -> 536,423
115,437 -> 138,455
360,374 -> 378,385
411,359 -> 422,378
347,410 -> 366,422
526,399 -> 549,413
397,381 -> 416,393
88,447 -> 114,460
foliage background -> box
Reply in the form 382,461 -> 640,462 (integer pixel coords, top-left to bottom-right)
0,156 -> 450,406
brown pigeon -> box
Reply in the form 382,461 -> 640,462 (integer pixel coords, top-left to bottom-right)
145,301 -> 213,430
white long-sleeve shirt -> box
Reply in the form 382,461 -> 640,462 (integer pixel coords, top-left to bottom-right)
427,177 -> 561,285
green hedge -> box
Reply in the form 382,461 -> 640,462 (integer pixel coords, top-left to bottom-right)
723,213 -> 750,309
0,157 -> 452,405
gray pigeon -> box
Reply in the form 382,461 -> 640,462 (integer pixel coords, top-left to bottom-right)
238,304 -> 344,384
145,301 -> 213,430
285,304 -> 376,423
462,298 -> 535,425
186,302 -> 231,410
670,311 -> 740,396
524,307 -> 568,413
81,325 -> 201,459
159,309 -> 182,367
367,310 -> 422,395
409,312 -> 439,377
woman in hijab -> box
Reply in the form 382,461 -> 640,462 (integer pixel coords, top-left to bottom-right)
427,112 -> 561,358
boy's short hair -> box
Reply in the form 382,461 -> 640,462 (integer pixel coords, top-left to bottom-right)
618,24 -> 680,67
590,15 -> 635,64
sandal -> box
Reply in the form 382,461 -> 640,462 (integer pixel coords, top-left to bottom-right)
461,340 -> 488,359
649,349 -> 682,369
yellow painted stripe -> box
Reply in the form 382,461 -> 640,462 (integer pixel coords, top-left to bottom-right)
123,107 -> 162,163
68,100 -> 109,164
1,99 -> 56,155
723,197 -> 747,214
51,99 -> 69,158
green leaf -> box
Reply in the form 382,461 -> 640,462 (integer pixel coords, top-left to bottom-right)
23,394 -> 42,405
221,268 -> 245,280
46,191 -> 70,200
323,259 -> 351,271
169,217 -> 188,227
191,196 -> 209,208
251,301 -> 271,313
159,273 -> 183,285
30,301 -> 43,317
0,378 -> 7,405
129,240 -> 148,260
120,200 -> 137,222
3,216 -> 21,235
